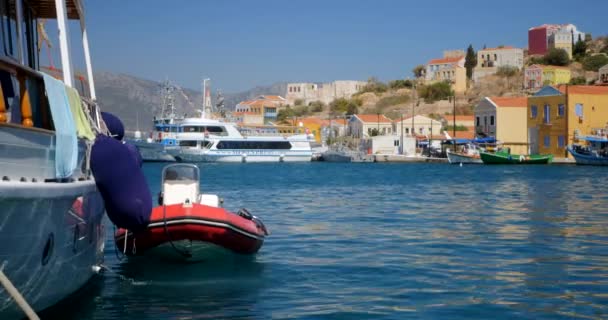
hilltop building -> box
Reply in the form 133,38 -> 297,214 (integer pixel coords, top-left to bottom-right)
548,28 -> 573,59
234,95 -> 288,124
285,80 -> 366,105
475,97 -> 528,154
527,85 -> 608,158
528,23 -> 584,57
424,50 -> 467,93
524,64 -> 571,91
473,46 -> 524,81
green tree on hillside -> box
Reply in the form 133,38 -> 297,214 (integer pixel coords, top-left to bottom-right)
582,54 -> 608,71
544,48 -> 570,66
573,35 -> 587,61
412,65 -> 426,78
464,44 -> 477,80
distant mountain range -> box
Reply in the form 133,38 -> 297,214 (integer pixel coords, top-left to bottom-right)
94,71 -> 286,131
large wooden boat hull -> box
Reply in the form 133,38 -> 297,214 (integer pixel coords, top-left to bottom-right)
480,151 -> 553,164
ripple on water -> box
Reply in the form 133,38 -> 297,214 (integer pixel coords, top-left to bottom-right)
40,163 -> 608,320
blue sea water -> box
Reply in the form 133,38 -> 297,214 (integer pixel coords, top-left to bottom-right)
44,163 -> 608,319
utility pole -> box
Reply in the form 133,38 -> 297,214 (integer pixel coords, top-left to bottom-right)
401,112 -> 404,154
452,94 -> 456,138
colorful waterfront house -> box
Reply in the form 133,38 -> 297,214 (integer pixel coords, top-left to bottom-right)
424,53 -> 467,93
599,64 -> 608,84
394,115 -> 442,137
348,114 -> 394,138
475,96 -> 528,154
527,85 -> 608,158
235,95 -> 287,124
524,65 -> 571,91
473,46 -> 524,81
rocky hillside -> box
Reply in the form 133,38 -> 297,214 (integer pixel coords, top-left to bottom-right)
94,71 -> 286,131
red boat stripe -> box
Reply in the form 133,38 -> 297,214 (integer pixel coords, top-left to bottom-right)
116,218 -> 265,241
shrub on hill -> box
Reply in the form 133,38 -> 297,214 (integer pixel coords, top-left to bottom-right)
496,66 -> 519,77
582,54 -> 608,71
375,95 -> 410,109
544,48 -> 570,66
330,97 -> 362,115
418,81 -> 453,103
569,76 -> 587,85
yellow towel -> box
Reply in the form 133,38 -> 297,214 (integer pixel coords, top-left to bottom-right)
65,86 -> 96,140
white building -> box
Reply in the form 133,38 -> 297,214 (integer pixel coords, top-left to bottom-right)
473,46 -> 524,81
348,114 -> 394,138
369,135 -> 416,155
548,28 -> 573,58
285,80 -> 366,105
393,115 -> 442,137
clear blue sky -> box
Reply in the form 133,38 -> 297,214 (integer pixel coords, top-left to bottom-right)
80,0 -> 607,93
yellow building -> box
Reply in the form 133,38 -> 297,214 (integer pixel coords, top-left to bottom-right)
542,66 -> 571,87
475,96 -> 528,154
425,55 -> 467,93
527,85 -> 608,158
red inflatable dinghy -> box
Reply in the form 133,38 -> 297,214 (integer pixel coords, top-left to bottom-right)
114,164 -> 268,258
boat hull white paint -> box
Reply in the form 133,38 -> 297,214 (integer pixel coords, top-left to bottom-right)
446,150 -> 483,164
0,180 -> 105,318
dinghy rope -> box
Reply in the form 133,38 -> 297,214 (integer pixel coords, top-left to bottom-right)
162,204 -> 192,258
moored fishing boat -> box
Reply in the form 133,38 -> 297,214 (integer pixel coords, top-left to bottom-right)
480,149 -> 553,164
567,134 -> 608,166
446,150 -> 482,164
0,0 -> 108,317
114,164 -> 268,260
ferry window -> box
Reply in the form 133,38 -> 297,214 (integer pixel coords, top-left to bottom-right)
179,140 -> 197,147
201,140 -> 213,149
216,140 -> 292,150
557,104 -> 565,117
184,126 -> 199,132
206,126 -> 226,134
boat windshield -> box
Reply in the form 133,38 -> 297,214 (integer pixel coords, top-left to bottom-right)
163,165 -> 199,182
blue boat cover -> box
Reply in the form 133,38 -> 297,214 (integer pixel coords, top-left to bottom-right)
42,73 -> 78,179
581,136 -> 608,143
102,112 -> 125,140
90,134 -> 151,231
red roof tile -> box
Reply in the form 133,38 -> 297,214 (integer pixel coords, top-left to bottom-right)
557,85 -> 608,95
428,56 -> 464,65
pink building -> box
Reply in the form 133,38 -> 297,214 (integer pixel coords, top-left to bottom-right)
524,64 -> 544,91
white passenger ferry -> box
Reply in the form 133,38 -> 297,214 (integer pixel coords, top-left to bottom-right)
168,115 -> 313,163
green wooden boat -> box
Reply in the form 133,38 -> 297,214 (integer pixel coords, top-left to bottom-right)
479,150 -> 553,164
